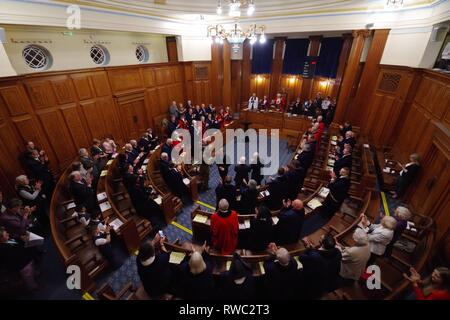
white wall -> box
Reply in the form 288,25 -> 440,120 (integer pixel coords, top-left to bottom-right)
381,27 -> 432,67
2,25 -> 168,74
419,22 -> 450,68
0,42 -> 17,77
176,35 -> 211,61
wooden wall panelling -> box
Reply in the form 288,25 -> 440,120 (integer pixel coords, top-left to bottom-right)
59,103 -> 90,150
334,30 -> 370,124
350,29 -> 390,126
241,40 -> 252,105
210,43 -> 223,106
115,90 -> 149,139
310,77 -> 334,99
231,60 -> 243,110
331,33 -> 353,98
222,40 -> 232,110
249,74 -> 270,99
279,75 -> 302,104
269,38 -> 286,99
107,67 -> 143,94
79,99 -> 108,140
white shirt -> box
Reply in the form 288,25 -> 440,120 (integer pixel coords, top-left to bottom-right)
248,96 -> 259,109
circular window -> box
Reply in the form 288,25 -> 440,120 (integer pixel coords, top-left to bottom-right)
135,45 -> 149,63
22,45 -> 52,70
90,45 -> 110,65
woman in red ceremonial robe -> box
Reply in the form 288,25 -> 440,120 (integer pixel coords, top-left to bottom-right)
312,116 -> 324,152
177,115 -> 188,130
274,93 -> 286,112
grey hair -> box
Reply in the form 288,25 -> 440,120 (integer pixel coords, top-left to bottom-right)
78,148 -> 88,157
381,216 -> 397,231
69,171 -> 81,181
248,179 -> 257,190
239,156 -> 246,165
276,248 -> 290,266
353,228 -> 369,245
218,199 -> 229,212
15,175 -> 28,186
395,206 -> 412,220
303,144 -> 311,152
161,152 -> 169,160
166,138 -> 173,144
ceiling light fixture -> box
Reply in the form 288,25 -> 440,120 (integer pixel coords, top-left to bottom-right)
216,0 -> 257,17
207,22 -> 266,45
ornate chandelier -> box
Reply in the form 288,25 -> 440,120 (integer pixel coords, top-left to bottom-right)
208,0 -> 265,47
216,0 -> 255,17
207,22 -> 266,45
385,0 -> 404,9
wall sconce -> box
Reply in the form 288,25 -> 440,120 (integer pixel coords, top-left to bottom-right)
256,75 -> 263,83
289,76 -> 296,84
320,80 -> 329,88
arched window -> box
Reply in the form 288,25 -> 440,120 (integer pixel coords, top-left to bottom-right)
135,45 -> 149,63
22,45 -> 52,70
90,45 -> 110,65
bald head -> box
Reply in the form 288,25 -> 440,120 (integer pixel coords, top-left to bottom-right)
292,199 -> 304,210
218,199 -> 229,212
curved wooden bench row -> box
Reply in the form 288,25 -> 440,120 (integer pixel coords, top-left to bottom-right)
50,160 -> 108,293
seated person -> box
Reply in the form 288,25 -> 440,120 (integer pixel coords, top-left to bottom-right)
338,131 -> 356,150
336,228 -> 371,284
167,115 -> 178,136
259,95 -> 269,111
275,199 -> 305,245
215,176 -> 237,210
248,93 -> 259,110
138,133 -> 152,153
0,226 -> 39,291
210,199 -> 238,255
218,252 -> 256,300
165,163 -> 190,199
403,267 -> 450,300
263,247 -> 301,299
383,206 -> 412,256
178,242 -> 215,300
333,147 -> 352,177
159,152 -> 170,179
161,139 -> 173,162
237,179 -> 259,215
136,236 -> 173,299
247,205 -> 273,252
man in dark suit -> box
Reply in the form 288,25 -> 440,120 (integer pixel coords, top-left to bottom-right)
300,234 -> 342,297
217,153 -> 230,183
165,163 -> 190,200
321,167 -> 351,218
295,144 -> 314,173
161,139 -> 173,162
147,128 -> 159,150
234,157 -> 250,190
69,171 -> 97,212
25,149 -> 55,197
237,179 -> 259,214
266,167 -> 288,210
339,121 -> 352,136
215,176 -> 237,210
159,153 -> 170,180
275,199 -> 305,245
285,160 -> 305,200
333,147 -> 352,177
138,133 -> 152,153
263,247 -> 301,299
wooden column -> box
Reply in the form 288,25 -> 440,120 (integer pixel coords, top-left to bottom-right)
331,33 -> 353,98
269,37 -> 286,99
300,35 -> 322,101
166,36 -> 178,62
350,29 -> 390,126
241,40 -> 252,105
210,41 -> 223,106
222,40 -> 232,110
333,30 -> 371,125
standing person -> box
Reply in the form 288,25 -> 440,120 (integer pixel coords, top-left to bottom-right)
217,152 -> 230,183
248,93 -> 259,111
234,157 -> 250,190
237,179 -> 259,215
210,199 -> 238,255
24,149 -> 55,198
321,168 -> 351,218
390,153 -> 420,199
136,237 -> 173,299
274,199 -> 305,245
360,214 -> 397,264
250,152 -> 264,186
247,205 -> 273,252
215,176 -> 237,210
218,253 -> 256,299
15,175 -> 48,229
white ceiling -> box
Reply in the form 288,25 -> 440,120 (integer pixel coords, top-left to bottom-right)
50,0 -> 441,22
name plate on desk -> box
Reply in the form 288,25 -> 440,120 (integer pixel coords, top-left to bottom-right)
97,192 -> 107,202
169,251 -> 185,264
99,201 -> 111,212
